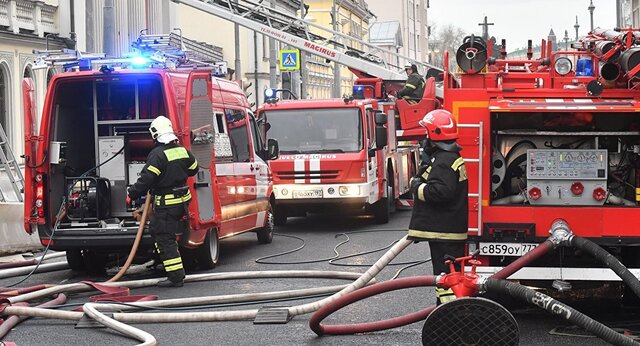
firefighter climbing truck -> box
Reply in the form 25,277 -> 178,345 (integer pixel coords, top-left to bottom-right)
22,36 -> 279,271
256,92 -> 420,224
445,29 -> 640,286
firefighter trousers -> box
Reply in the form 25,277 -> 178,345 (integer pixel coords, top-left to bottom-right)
149,205 -> 187,283
429,241 -> 465,305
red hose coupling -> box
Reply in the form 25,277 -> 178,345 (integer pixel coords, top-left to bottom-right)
593,187 -> 607,201
437,257 -> 482,298
528,187 -> 542,201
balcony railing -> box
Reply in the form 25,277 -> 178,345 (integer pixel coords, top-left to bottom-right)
0,0 -> 59,37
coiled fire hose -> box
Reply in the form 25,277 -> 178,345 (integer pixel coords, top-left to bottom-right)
108,192 -> 152,282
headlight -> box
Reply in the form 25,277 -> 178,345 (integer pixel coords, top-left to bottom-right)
554,57 -> 573,76
339,185 -> 360,196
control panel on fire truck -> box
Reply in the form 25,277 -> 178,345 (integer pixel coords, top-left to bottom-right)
526,149 -> 608,206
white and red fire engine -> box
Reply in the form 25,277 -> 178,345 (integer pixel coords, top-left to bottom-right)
22,35 -> 279,271
257,92 -> 419,224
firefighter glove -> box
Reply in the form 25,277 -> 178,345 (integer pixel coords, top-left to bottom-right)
410,176 -> 424,191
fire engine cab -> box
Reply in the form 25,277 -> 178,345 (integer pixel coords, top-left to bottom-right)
257,91 -> 419,224
22,35 -> 279,271
446,31 -> 640,285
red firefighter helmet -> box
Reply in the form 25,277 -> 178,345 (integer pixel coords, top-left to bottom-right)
418,109 -> 458,141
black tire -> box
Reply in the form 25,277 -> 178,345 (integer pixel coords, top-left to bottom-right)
274,205 -> 287,226
83,250 -> 107,273
65,249 -> 85,271
388,181 -> 397,214
196,228 -> 219,269
257,203 -> 275,244
373,183 -> 392,224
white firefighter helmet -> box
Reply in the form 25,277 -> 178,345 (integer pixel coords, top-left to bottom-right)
149,116 -> 178,144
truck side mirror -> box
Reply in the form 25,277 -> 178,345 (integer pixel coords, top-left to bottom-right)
374,110 -> 387,125
375,127 -> 388,149
267,138 -> 279,160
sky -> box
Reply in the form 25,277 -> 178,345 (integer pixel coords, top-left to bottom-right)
429,0 -> 617,50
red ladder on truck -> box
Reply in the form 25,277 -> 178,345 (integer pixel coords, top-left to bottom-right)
171,0 -> 441,83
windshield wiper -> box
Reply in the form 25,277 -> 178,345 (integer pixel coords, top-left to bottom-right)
315,149 -> 345,153
280,149 -> 301,154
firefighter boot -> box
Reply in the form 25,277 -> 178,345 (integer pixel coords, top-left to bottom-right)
157,278 -> 184,287
435,287 -> 456,306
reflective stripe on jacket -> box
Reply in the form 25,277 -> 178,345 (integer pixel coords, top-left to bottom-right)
408,149 -> 468,241
128,142 -> 198,208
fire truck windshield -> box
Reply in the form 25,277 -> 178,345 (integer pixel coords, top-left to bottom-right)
266,108 -> 363,154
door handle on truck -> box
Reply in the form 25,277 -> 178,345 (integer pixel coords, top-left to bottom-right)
194,182 -> 210,188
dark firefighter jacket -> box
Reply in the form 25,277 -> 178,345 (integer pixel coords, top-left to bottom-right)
408,149 -> 468,241
128,142 -> 198,208
397,72 -> 425,101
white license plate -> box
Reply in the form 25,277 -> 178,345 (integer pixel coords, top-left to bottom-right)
292,189 -> 323,199
479,242 -> 538,256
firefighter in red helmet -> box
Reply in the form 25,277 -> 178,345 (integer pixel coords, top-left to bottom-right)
408,109 -> 468,305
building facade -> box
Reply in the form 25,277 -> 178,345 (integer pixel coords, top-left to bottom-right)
0,0 -> 77,159
366,0 -> 428,64
305,0 -> 375,98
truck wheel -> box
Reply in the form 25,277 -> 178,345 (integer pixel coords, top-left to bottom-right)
65,250 -> 85,271
196,228 -> 219,270
256,203 -> 275,244
83,250 -> 107,273
373,183 -> 392,224
274,205 -> 287,226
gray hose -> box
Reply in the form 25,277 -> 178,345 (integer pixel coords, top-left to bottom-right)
486,278 -> 640,346
492,193 -> 526,205
571,236 -> 640,299
606,193 -> 636,206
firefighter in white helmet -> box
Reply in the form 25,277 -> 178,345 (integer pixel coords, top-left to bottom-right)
127,115 -> 198,287
407,109 -> 468,304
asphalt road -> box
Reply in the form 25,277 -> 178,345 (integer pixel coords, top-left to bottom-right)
1,209 -> 633,345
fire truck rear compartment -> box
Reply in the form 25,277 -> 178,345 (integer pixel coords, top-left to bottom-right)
491,111 -> 640,207
47,76 -> 164,232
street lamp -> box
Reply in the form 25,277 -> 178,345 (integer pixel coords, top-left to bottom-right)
588,0 -> 595,32
332,0 -> 341,98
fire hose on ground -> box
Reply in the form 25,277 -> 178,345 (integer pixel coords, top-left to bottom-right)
2,219 -> 639,345
0,238 -> 411,345
309,219 -> 640,346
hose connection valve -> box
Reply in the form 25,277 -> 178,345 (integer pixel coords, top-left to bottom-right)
437,251 -> 482,298
548,219 -> 574,246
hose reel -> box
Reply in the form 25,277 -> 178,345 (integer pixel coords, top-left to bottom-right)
422,297 -> 519,346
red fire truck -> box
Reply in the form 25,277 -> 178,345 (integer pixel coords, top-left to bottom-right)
170,0 -> 447,224
22,36 -> 279,271
438,31 -> 640,285
256,94 -> 419,224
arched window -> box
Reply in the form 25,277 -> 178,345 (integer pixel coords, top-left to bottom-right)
23,64 -> 33,79
0,63 -> 8,134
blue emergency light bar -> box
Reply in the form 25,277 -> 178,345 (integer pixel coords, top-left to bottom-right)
264,88 -> 278,101
352,85 -> 365,99
576,58 -> 594,77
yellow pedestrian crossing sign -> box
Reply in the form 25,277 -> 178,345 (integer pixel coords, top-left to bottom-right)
279,49 -> 300,70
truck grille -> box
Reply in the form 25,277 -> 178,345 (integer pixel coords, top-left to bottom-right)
275,170 -> 340,181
